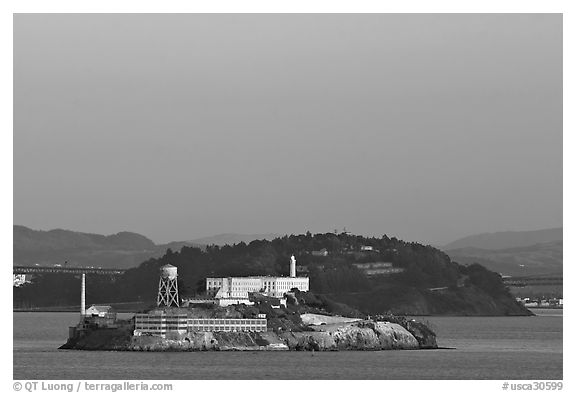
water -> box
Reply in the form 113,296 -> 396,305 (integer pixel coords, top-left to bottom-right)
13,310 -> 562,379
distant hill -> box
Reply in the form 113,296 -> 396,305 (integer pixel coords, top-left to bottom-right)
191,233 -> 282,246
14,225 -> 156,251
446,241 -> 563,277
443,228 -> 562,250
13,225 -> 201,269
13,226 -> 277,269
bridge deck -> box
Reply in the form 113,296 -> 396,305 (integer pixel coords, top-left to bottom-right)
13,265 -> 127,275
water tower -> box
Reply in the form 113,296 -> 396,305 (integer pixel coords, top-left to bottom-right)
157,264 -> 179,307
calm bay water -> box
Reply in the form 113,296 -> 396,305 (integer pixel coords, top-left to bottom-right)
13,310 -> 562,380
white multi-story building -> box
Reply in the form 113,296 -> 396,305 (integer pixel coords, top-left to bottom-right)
206,255 -> 309,299
13,274 -> 26,287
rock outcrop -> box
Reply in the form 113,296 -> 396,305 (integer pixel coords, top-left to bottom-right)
280,321 -> 419,351
61,320 -> 432,351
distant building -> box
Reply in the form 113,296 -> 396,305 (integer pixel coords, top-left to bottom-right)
205,255 -> 309,300
352,262 -> 404,276
133,310 -> 267,337
134,310 -> 188,338
206,276 -> 309,299
86,305 -> 115,318
181,297 -> 219,306
83,305 -> 117,328
353,262 -> 393,269
311,248 -> 328,257
249,292 -> 287,307
360,245 -> 374,251
215,297 -> 255,307
188,318 -> 267,333
13,274 -> 26,287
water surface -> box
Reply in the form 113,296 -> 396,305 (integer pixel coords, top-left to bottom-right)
13,310 -> 562,379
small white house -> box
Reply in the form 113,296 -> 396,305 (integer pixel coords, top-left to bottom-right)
86,305 -> 115,318
84,305 -> 117,328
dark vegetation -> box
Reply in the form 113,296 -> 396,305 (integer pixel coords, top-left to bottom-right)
14,232 -> 530,315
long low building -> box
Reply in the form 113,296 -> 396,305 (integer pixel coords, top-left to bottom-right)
188,318 -> 267,332
134,312 -> 268,337
206,255 -> 309,299
352,262 -> 405,276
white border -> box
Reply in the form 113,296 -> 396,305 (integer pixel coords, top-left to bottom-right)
3,1 -> 572,391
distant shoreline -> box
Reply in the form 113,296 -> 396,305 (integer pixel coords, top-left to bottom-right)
12,308 -> 546,316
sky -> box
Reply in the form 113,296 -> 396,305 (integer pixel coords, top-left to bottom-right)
13,14 -> 562,245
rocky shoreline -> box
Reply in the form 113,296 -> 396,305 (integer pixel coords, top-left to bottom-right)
60,319 -> 437,352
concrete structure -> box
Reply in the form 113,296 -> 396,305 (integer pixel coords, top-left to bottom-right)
181,297 -> 219,306
157,264 -> 179,307
13,274 -> 26,287
86,305 -> 116,318
215,297 -> 255,306
311,248 -> 328,257
81,273 -> 86,318
134,310 -> 188,337
206,276 -> 309,299
206,255 -> 309,300
84,305 -> 117,328
352,262 -> 404,276
134,312 -> 267,337
188,318 -> 267,332
249,293 -> 287,307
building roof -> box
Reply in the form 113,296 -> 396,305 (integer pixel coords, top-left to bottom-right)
207,275 -> 309,280
86,305 -> 114,313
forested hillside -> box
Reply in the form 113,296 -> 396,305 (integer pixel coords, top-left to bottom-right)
14,232 -> 530,315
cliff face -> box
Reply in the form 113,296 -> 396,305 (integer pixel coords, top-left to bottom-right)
280,322 -> 419,351
61,320 -> 433,351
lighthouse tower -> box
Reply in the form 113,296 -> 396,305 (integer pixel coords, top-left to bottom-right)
290,255 -> 296,278
157,264 -> 180,307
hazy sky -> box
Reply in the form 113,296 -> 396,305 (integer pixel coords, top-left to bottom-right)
13,14 -> 562,245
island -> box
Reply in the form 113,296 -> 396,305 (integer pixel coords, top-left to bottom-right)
60,298 -> 438,352
61,261 -> 437,352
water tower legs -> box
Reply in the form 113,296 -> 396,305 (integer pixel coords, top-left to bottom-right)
157,276 -> 179,307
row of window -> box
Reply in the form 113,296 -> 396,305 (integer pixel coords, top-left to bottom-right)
188,319 -> 266,325
135,320 -> 187,324
189,326 -> 266,332
136,326 -> 267,331
136,326 -> 183,331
